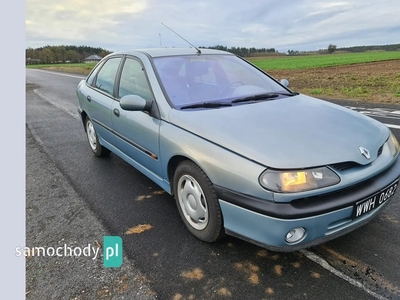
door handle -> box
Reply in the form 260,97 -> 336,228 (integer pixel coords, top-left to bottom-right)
86,95 -> 91,102
113,109 -> 120,117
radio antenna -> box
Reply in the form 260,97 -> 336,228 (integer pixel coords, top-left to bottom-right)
161,23 -> 201,54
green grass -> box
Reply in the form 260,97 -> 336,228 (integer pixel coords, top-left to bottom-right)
26,63 -> 94,68
26,62 -> 97,74
248,51 -> 400,70
26,52 -> 400,74
395,88 -> 400,97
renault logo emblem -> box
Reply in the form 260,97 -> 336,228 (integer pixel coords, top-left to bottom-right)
359,146 -> 370,160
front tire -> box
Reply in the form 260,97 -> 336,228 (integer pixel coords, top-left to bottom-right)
173,160 -> 224,242
85,117 -> 110,157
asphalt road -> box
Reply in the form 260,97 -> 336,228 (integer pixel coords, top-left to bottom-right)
25,69 -> 400,300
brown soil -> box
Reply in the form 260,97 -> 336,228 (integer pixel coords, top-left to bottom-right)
268,60 -> 400,104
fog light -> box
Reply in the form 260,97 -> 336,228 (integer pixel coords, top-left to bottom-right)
285,227 -> 306,244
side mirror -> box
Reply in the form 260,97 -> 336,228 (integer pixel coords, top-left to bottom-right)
120,95 -> 152,111
280,79 -> 289,88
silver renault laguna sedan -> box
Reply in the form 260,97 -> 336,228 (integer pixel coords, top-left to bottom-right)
76,48 -> 400,251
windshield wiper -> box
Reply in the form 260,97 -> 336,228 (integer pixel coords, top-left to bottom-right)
180,102 -> 232,109
278,91 -> 299,96
231,91 -> 298,104
231,93 -> 279,104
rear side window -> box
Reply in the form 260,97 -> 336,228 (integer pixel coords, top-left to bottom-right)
86,61 -> 104,86
94,57 -> 122,96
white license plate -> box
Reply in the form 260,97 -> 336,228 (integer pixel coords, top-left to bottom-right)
353,178 -> 399,219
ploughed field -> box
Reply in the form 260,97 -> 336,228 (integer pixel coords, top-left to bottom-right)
266,59 -> 400,104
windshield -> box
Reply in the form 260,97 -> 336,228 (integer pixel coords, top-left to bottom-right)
153,54 -> 290,109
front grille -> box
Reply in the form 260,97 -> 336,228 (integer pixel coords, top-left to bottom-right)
377,144 -> 383,157
329,161 -> 360,172
330,143 -> 385,172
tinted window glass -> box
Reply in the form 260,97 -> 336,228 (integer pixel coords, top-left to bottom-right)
86,61 -> 104,86
118,58 -> 153,100
94,57 -> 122,96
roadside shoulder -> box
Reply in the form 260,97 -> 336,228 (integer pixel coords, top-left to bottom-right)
26,126 -> 157,299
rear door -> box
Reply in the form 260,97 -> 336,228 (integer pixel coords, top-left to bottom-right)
84,56 -> 122,147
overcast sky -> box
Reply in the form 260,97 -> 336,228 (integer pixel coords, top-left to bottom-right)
26,0 -> 400,52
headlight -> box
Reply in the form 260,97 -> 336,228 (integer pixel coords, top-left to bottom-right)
259,167 -> 340,193
388,131 -> 399,157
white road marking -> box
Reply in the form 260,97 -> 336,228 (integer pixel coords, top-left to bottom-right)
300,249 -> 388,300
34,89 -> 80,120
385,124 -> 400,130
345,106 -> 400,130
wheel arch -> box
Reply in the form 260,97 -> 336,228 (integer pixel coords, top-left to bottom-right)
171,157 -> 225,242
167,155 -> 191,195
80,110 -> 88,132
167,155 -> 216,195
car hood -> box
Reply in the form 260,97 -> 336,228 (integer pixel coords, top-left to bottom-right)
168,95 -> 389,169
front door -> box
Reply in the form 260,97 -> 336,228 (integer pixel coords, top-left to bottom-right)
111,57 -> 163,179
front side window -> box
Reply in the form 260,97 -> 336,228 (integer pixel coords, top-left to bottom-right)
118,58 -> 153,100
94,57 -> 122,96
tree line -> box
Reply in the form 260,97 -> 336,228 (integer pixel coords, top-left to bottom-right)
25,44 -> 278,64
286,43 -> 400,56
337,44 -> 400,53
26,45 -> 112,64
26,43 -> 400,64
201,45 -> 277,57
202,43 -> 400,56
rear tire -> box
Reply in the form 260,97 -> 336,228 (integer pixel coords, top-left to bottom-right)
85,117 -> 111,157
173,160 -> 224,242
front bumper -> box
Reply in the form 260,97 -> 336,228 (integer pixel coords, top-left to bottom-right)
216,156 -> 400,251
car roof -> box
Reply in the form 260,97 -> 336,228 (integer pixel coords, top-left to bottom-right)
111,48 -> 233,58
